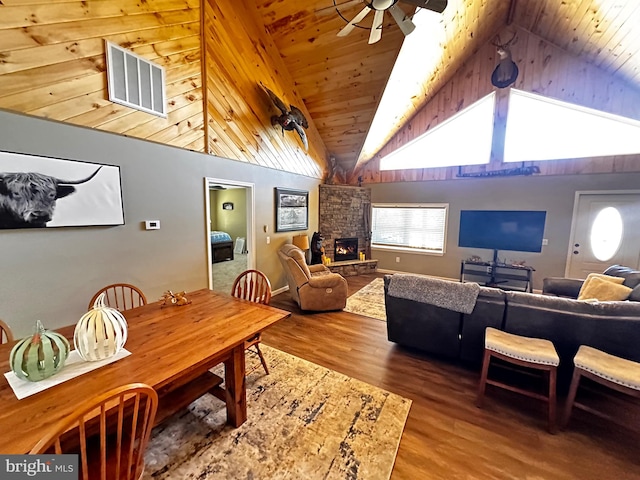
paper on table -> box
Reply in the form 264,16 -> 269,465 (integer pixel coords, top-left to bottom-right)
4,349 -> 131,400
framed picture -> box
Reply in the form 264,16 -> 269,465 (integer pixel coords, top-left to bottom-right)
275,188 -> 308,232
0,150 -> 125,230
222,202 -> 234,210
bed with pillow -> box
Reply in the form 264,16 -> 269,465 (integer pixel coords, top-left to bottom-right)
210,231 -> 234,263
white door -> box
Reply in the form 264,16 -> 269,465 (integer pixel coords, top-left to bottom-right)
566,193 -> 640,278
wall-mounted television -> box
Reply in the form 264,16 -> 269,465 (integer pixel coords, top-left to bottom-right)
458,210 -> 547,256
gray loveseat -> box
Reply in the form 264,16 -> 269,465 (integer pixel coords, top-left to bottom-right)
384,266 -> 640,388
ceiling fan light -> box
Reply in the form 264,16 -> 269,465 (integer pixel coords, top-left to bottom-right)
370,0 -> 396,10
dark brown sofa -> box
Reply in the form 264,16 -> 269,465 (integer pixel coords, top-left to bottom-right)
502,290 -> 640,388
384,268 -> 640,389
384,275 -> 506,361
542,265 -> 640,300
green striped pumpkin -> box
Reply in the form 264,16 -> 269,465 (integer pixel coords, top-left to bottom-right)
10,320 -> 70,382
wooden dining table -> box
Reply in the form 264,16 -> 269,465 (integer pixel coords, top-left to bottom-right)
0,288 -> 290,454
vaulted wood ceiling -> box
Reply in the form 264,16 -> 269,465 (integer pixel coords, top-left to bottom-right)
1,0 -> 638,181
255,0 -> 640,175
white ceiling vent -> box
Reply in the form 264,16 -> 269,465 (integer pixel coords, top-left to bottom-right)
105,40 -> 167,118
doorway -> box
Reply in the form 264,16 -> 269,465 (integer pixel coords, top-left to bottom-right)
566,192 -> 640,278
204,178 -> 255,294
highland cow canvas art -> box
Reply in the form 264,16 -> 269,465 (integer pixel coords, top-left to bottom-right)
0,151 -> 124,229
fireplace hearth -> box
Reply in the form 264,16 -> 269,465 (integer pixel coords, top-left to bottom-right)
334,237 -> 358,261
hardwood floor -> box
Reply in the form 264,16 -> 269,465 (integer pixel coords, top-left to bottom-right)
263,274 -> 640,480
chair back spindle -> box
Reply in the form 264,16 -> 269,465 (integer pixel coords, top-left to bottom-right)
88,284 -> 147,312
230,270 -> 272,375
231,270 -> 272,305
30,383 -> 158,480
0,319 -> 14,344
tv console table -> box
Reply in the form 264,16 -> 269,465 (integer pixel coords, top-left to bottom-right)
460,260 -> 534,292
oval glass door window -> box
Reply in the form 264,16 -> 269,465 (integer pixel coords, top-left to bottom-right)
590,207 -> 623,261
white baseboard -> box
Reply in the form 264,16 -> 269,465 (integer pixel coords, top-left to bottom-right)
272,285 -> 289,296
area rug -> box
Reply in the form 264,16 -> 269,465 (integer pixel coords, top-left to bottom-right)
143,344 -> 411,480
344,277 -> 386,321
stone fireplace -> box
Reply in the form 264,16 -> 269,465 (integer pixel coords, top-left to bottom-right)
334,237 -> 358,261
319,184 -> 370,261
319,185 -> 378,276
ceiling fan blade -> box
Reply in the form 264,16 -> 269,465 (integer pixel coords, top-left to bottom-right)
337,6 -> 372,37
389,4 -> 416,36
368,9 -> 384,44
399,0 -> 448,14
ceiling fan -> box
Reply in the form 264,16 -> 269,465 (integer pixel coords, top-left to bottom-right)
336,0 -> 448,44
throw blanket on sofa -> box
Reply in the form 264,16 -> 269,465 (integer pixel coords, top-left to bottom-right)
388,274 -> 481,314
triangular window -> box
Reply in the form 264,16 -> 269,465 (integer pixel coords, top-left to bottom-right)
504,89 -> 640,162
380,92 -> 495,170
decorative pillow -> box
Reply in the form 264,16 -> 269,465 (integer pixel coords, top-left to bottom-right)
577,273 -> 625,300
578,276 -> 632,302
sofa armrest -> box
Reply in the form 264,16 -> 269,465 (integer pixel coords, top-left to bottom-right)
308,273 -> 346,288
604,265 -> 640,289
309,264 -> 329,274
542,277 -> 584,298
298,273 -> 347,311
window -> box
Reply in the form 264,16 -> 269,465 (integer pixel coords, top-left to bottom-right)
105,41 -> 167,117
372,203 -> 448,254
505,89 -> 640,162
379,93 -> 495,170
359,8 -> 447,163
590,207 -> 623,261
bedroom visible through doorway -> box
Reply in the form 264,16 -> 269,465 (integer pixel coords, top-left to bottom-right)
205,178 -> 255,295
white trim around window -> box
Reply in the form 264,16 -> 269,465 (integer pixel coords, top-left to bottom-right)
371,203 -> 448,255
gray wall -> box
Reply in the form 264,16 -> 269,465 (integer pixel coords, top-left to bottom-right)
0,110 -> 320,337
371,173 -> 640,288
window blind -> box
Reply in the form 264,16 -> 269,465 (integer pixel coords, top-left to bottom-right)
372,204 -> 447,253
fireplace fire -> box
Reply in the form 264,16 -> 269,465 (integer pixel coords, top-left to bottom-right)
334,237 -> 358,261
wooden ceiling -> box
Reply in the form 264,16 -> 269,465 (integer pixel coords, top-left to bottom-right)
254,0 -> 640,175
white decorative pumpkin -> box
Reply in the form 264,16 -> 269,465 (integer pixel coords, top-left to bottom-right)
74,293 -> 128,361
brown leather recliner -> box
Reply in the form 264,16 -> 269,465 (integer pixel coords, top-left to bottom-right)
277,244 -> 348,311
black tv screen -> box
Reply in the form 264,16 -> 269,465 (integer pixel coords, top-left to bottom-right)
458,210 -> 547,253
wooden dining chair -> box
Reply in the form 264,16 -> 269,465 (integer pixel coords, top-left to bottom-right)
30,383 -> 158,480
0,318 -> 14,344
231,270 -> 272,375
88,284 -> 147,312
